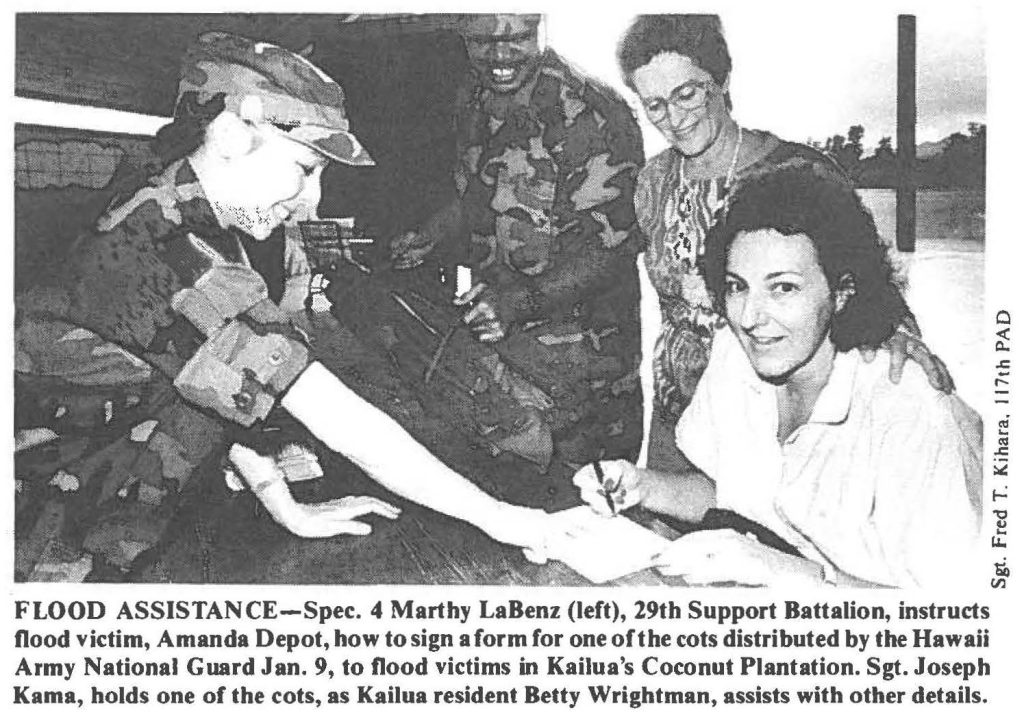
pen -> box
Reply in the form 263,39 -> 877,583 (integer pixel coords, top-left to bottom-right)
592,461 -> 619,516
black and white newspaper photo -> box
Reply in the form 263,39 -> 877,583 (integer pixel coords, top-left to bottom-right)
5,0 -> 1021,712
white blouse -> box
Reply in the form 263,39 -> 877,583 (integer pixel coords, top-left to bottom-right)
676,330 -> 981,587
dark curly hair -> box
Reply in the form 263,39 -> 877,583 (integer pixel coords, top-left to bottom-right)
703,163 -> 908,351
151,91 -> 227,165
617,15 -> 732,93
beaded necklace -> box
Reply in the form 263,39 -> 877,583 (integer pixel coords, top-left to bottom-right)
672,126 -> 744,261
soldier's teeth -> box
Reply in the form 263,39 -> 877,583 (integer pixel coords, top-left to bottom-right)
491,67 -> 516,82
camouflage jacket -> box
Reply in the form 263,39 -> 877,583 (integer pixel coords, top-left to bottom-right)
53,159 -> 311,426
451,50 -> 644,376
16,159 -> 316,569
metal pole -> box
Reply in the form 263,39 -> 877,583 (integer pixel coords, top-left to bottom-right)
896,14 -> 917,252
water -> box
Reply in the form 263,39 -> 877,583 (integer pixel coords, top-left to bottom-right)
858,189 -> 985,411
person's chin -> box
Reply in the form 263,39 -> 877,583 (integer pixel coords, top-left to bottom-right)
669,126 -> 712,157
752,366 -> 791,385
249,229 -> 275,241
239,217 -> 280,241
743,347 -> 794,384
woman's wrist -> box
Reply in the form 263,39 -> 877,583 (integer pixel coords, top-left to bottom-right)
472,500 -> 541,548
433,478 -> 508,532
640,467 -> 712,522
252,478 -> 299,526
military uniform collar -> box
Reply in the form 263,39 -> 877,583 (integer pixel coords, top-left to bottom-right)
96,158 -> 220,235
171,160 -> 222,232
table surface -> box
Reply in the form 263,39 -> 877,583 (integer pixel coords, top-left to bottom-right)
148,449 -> 683,586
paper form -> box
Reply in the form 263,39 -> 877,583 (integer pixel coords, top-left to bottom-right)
546,506 -> 671,584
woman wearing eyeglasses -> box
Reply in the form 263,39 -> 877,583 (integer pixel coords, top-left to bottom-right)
618,15 -> 952,470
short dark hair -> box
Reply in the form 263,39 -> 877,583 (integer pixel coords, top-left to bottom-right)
617,15 -> 732,92
703,163 -> 908,351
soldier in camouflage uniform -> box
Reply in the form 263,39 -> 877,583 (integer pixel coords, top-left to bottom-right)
15,31 -> 568,574
389,14 -> 645,507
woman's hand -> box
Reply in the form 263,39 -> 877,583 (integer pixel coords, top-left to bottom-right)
652,529 -> 824,587
571,460 -> 644,516
390,229 -> 437,270
861,330 -> 954,393
228,444 -> 401,539
277,495 -> 402,539
475,503 -> 576,563
454,282 -> 511,343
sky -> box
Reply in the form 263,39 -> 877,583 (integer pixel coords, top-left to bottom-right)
546,4 -> 986,156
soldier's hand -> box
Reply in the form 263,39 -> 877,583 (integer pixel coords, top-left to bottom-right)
390,230 -> 436,270
455,282 -> 510,343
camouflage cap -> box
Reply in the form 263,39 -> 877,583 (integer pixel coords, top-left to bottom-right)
178,31 -> 374,166
455,13 -> 542,35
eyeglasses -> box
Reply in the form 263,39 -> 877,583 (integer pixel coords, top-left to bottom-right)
640,81 -> 716,123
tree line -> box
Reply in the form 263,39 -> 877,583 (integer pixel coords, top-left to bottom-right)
808,123 -> 985,189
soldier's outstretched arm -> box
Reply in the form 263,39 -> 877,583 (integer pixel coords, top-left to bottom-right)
139,258 -> 559,551
279,362 -> 564,554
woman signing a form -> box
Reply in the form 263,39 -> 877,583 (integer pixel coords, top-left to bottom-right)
574,164 -> 980,588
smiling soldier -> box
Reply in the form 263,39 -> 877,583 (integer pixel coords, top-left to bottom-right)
384,14 -> 646,507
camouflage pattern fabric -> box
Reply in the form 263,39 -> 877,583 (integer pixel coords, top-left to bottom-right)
328,50 -> 645,507
450,49 -> 646,470
327,268 -> 557,464
324,267 -> 639,511
174,315 -> 309,426
178,32 -> 374,167
15,160 -> 312,570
